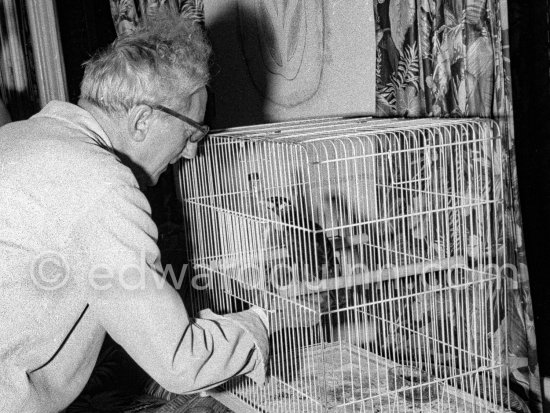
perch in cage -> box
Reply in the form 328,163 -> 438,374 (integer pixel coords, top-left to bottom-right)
175,116 -> 511,412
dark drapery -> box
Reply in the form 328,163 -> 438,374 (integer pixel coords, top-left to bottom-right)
374,0 -> 540,410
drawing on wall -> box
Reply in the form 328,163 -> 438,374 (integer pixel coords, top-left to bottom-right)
237,0 -> 324,107
204,0 -> 376,128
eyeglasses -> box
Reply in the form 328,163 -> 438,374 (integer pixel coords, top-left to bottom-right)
149,104 -> 210,142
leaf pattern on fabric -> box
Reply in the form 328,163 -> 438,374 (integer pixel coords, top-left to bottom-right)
378,42 -> 420,115
396,85 -> 421,116
418,1 -> 434,59
178,0 -> 205,24
388,0 -> 417,53
139,0 -> 181,24
464,0 -> 487,26
466,35 -> 494,116
376,0 -> 541,410
110,0 -> 140,36
109,0 -> 204,35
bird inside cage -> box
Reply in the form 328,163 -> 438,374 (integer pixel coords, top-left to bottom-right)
263,195 -> 384,349
266,195 -> 339,283
264,195 -> 353,329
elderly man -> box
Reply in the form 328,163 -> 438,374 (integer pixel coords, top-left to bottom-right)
0,14 -> 269,413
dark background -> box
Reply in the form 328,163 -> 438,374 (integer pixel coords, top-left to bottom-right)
507,0 -> 550,380
55,0 -> 550,385
56,0 -> 116,104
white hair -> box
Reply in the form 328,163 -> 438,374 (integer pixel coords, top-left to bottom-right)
80,12 -> 211,114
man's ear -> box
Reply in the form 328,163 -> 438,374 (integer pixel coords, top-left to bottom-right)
127,104 -> 154,142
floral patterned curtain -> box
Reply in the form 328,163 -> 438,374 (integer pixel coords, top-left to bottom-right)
110,0 -> 204,33
375,0 -> 540,411
109,0 -> 541,410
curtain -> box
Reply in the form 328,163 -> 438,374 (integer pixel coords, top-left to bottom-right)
109,0 -> 541,410
0,0 -> 40,120
110,0 -> 204,33
375,0 -> 540,411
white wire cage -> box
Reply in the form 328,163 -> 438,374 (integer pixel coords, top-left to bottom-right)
177,117 -> 510,413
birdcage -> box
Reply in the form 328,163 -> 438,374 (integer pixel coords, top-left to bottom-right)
176,117 -> 510,412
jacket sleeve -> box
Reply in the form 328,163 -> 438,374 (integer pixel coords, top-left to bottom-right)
65,183 -> 269,394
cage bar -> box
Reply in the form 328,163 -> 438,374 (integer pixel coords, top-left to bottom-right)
177,117 -> 510,413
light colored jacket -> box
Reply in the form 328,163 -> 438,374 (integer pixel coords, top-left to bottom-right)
0,101 -> 268,413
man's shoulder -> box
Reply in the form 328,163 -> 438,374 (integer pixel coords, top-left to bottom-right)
61,135 -> 136,189
1,113 -> 141,217
13,107 -> 138,191
28,129 -> 137,195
